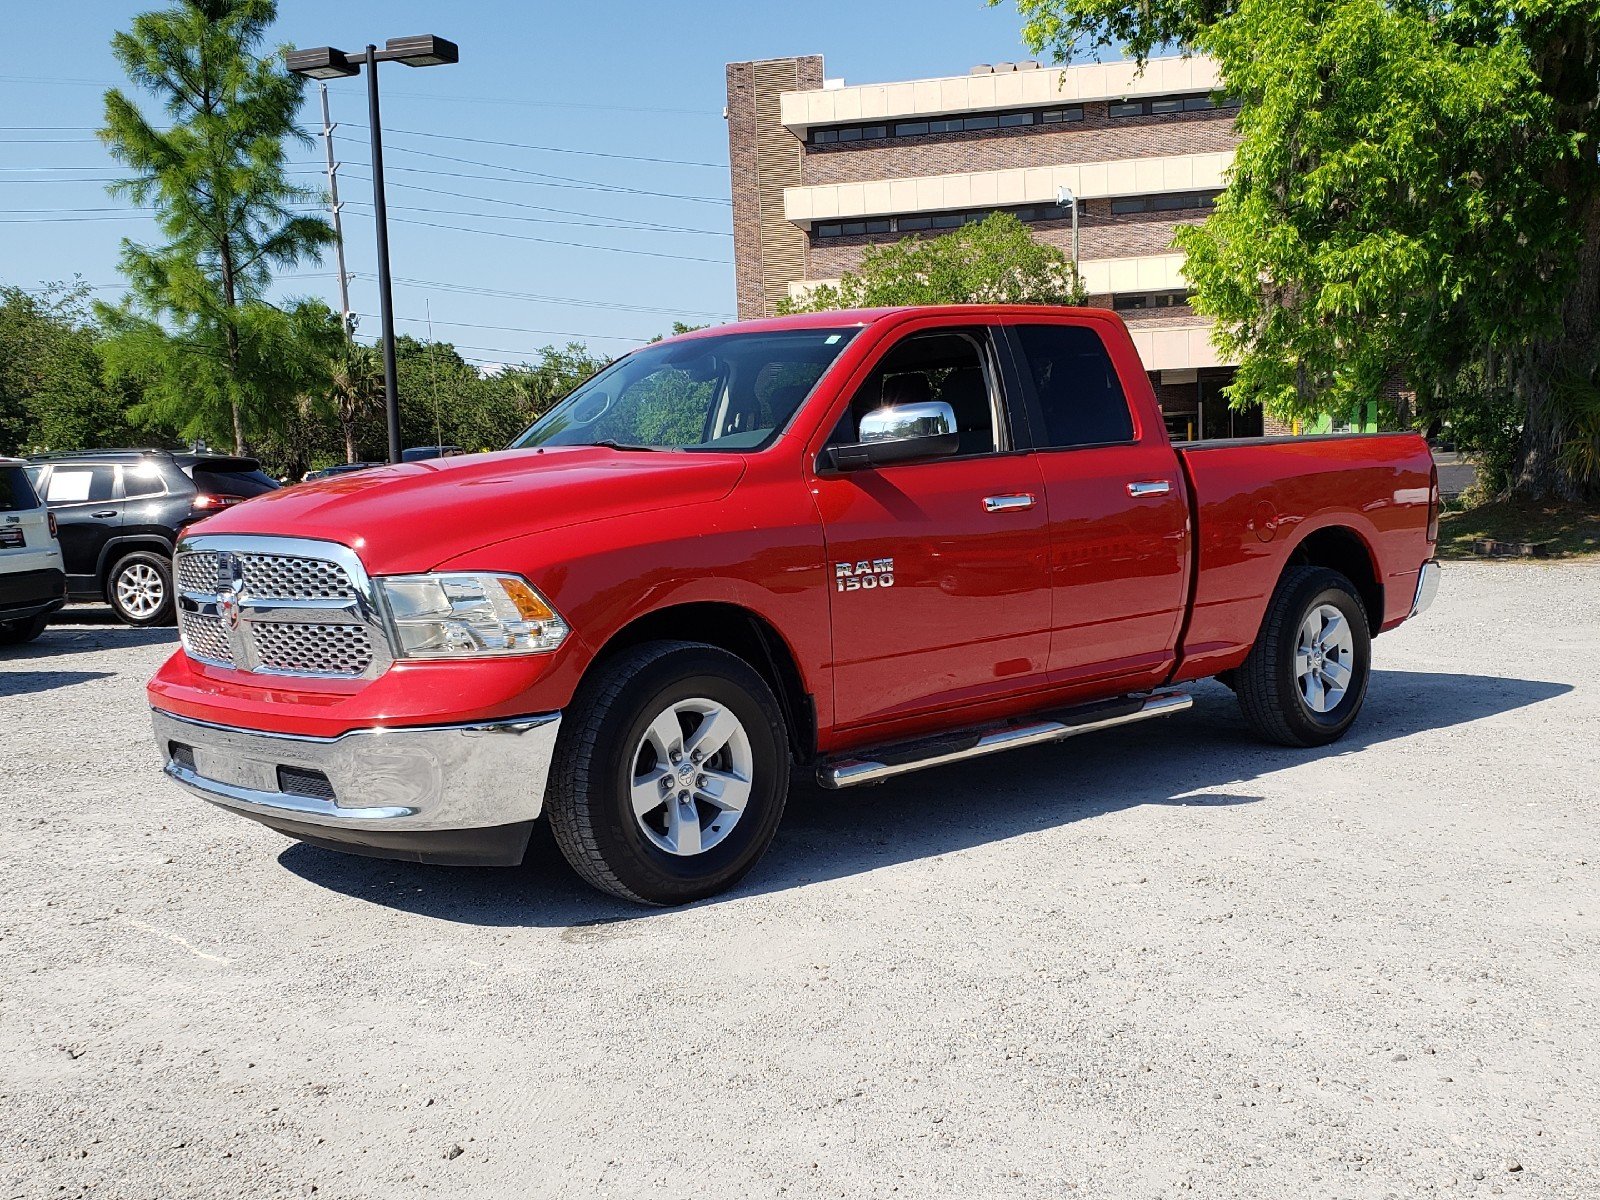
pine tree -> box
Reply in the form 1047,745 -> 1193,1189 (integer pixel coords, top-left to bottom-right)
99,0 -> 334,453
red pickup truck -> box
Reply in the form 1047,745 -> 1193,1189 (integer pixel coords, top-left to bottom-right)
149,306 -> 1440,904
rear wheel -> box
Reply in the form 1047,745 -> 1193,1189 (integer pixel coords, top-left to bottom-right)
107,551 -> 174,627
1235,566 -> 1371,747
546,641 -> 790,905
0,613 -> 48,646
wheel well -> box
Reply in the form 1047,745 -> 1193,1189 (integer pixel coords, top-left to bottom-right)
1287,527 -> 1383,631
594,603 -> 817,764
97,538 -> 173,587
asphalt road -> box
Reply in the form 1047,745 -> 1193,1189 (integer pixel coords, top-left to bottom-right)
2,563 -> 1597,1199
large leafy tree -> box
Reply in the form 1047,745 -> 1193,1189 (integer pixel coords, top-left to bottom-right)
0,282 -> 148,456
779,212 -> 1086,312
98,0 -> 335,454
1007,0 -> 1600,498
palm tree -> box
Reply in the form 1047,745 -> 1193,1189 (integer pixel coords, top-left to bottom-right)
328,340 -> 383,464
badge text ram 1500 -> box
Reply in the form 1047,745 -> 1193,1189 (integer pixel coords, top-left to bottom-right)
148,306 -> 1441,905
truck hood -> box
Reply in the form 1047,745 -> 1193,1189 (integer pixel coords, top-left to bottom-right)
192,447 -> 746,574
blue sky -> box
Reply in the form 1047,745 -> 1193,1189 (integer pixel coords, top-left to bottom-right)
2,0 -> 1043,369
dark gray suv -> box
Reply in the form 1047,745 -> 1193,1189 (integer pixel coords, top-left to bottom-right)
25,450 -> 279,626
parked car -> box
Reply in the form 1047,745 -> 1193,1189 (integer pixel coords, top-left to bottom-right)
302,462 -> 382,483
401,445 -> 465,462
0,457 -> 66,645
27,449 -> 279,627
147,306 -> 1440,904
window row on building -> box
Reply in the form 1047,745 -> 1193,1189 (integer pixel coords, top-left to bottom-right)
806,91 -> 1237,146
1111,290 -> 1192,311
812,191 -> 1222,240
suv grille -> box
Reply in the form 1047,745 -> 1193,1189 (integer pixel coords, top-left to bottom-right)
174,539 -> 391,679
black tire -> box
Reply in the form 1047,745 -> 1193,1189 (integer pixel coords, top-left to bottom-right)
545,640 -> 790,905
1234,565 -> 1371,748
106,550 -> 174,627
0,613 -> 48,646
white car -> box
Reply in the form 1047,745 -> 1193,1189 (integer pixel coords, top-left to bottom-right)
0,456 -> 66,646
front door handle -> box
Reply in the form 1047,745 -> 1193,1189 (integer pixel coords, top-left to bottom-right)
91,509 -> 119,518
1126,481 -> 1172,498
983,494 -> 1035,513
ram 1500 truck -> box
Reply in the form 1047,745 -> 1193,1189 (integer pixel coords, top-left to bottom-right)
148,306 -> 1441,904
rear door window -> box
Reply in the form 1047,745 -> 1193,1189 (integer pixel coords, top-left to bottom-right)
1011,324 -> 1136,448
44,465 -> 116,504
0,465 -> 40,512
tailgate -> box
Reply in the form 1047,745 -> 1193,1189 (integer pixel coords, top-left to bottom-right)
0,465 -> 54,560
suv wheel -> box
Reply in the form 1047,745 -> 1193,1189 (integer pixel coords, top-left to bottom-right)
0,613 -> 48,646
1235,565 -> 1372,747
107,551 -> 174,626
546,640 -> 790,905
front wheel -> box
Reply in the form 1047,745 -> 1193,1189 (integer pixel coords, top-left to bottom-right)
546,640 -> 790,905
107,551 -> 174,627
1235,566 -> 1371,747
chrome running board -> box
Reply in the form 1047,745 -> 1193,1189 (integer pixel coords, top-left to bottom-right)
818,689 -> 1193,789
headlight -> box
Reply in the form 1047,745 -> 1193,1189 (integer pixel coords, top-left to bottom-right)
377,572 -> 570,659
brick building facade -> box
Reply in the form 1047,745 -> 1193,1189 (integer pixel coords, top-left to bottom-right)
725,54 -> 1273,441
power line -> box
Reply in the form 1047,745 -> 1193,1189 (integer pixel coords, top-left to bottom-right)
359,312 -> 648,343
372,125 -> 725,169
0,74 -> 720,116
375,214 -> 731,264
368,176 -> 727,234
341,197 -> 727,238
372,273 -> 731,320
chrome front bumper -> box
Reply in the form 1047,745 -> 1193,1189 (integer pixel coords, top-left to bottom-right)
151,708 -> 561,836
1410,559 -> 1442,618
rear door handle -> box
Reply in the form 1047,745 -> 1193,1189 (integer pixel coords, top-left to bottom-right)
91,509 -> 119,518
1127,481 -> 1172,498
983,494 -> 1035,513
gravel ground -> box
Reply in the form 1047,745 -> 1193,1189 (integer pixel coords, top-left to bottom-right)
2,562 -> 1597,1200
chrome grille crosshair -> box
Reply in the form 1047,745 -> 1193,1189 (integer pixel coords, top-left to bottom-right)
173,535 -> 393,680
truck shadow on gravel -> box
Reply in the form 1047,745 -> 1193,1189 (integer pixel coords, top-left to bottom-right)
277,668 -> 1572,927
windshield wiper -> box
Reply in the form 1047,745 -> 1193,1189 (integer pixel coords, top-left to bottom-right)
587,439 -> 662,452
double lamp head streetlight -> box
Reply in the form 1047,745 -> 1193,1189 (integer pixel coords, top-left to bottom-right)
286,35 -> 459,465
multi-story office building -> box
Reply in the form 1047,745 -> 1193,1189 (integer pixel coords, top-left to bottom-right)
725,54 -> 1269,440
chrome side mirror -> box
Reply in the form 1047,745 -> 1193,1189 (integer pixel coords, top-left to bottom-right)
824,401 -> 961,471
858,401 -> 956,443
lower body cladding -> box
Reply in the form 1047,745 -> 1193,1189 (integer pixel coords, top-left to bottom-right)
150,708 -> 561,866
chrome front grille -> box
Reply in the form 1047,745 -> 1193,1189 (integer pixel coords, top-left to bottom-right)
240,555 -> 356,601
174,536 -> 392,680
252,621 -> 374,675
179,610 -> 233,664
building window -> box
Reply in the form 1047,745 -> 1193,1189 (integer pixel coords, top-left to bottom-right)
1107,91 -> 1240,118
1109,190 -> 1221,215
812,192 -> 1218,240
811,105 -> 1085,145
1112,290 -> 1192,311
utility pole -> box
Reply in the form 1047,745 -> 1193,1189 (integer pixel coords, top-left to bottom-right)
318,82 -> 353,338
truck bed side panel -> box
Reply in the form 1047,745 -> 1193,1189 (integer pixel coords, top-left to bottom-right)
1173,434 -> 1434,681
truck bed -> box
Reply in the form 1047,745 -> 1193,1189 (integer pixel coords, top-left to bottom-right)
1171,432 -> 1436,682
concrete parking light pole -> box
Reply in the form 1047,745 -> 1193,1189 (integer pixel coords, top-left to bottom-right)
286,36 -> 459,465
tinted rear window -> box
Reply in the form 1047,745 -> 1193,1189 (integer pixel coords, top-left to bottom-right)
1013,324 -> 1136,448
0,466 -> 40,512
194,467 -> 279,498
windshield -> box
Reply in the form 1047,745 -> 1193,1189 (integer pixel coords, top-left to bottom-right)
511,328 -> 859,452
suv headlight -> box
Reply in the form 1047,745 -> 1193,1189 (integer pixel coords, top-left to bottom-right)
377,572 -> 570,659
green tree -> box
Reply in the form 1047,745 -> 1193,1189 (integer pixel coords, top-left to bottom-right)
0,281 -> 150,456
327,339 -> 385,465
778,212 -> 1087,313
1006,0 -> 1600,499
98,0 -> 335,454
